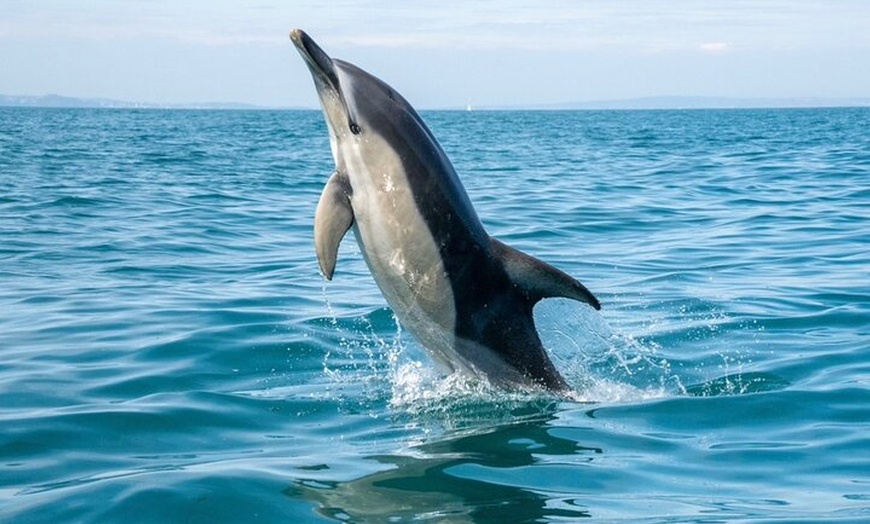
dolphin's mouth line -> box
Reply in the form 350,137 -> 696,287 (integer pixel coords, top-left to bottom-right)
291,29 -> 340,92
291,29 -> 360,135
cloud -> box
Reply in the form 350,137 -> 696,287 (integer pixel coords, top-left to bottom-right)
699,42 -> 730,53
3,1 -> 865,55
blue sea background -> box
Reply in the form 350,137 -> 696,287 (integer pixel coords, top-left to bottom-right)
1,106 -> 868,522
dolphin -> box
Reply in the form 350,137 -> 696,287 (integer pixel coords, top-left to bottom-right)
290,29 -> 600,393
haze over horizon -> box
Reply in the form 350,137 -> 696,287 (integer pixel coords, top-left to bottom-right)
1,1 -> 868,109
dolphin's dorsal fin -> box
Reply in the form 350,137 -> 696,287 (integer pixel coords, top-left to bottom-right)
315,171 -> 354,280
491,237 -> 601,310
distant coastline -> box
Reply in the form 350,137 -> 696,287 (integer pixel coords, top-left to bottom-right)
2,93 -> 868,111
0,94 -> 273,110
505,95 -> 870,111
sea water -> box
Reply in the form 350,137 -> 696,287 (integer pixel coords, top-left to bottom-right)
1,107 -> 868,522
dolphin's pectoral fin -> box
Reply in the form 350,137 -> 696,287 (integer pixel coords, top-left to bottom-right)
490,237 -> 601,310
315,171 -> 354,280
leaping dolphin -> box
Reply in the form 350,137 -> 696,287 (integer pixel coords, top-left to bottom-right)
290,29 -> 600,393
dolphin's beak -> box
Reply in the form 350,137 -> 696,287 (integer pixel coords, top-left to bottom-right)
291,29 -> 361,135
290,29 -> 340,93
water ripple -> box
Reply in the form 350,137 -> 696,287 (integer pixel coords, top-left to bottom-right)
1,107 -> 868,522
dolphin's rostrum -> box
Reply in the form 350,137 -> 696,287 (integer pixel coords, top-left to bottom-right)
291,29 -> 600,392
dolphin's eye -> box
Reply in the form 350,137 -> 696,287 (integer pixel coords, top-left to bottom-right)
349,122 -> 361,135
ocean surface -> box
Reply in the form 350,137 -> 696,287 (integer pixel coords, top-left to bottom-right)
1,106 -> 868,523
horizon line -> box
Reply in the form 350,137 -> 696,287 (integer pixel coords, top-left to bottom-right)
2,93 -> 869,111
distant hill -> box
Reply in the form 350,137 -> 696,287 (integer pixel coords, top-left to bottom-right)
489,96 -> 870,110
0,94 -> 266,110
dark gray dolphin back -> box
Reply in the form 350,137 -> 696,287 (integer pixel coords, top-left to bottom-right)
335,60 -> 600,391
335,59 -> 490,254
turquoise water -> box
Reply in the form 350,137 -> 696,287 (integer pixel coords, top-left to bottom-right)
1,106 -> 868,522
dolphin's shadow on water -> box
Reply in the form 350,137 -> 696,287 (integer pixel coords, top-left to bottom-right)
285,403 -> 599,523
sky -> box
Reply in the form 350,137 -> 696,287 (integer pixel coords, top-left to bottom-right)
1,1 -> 868,108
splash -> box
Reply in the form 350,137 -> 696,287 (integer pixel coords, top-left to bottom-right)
316,289 -> 771,414
318,306 -> 678,414
536,298 -> 682,401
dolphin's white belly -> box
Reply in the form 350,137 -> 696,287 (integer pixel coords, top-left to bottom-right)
341,139 -> 464,372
